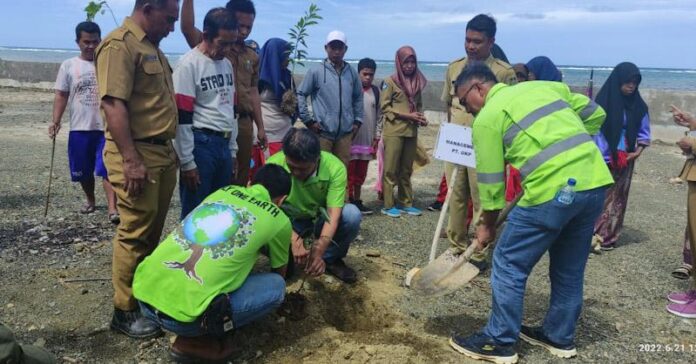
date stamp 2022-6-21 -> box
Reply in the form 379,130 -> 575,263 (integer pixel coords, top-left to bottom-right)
638,343 -> 696,353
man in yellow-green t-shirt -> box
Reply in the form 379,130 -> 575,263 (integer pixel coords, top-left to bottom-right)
266,128 -> 362,284
133,164 -> 292,363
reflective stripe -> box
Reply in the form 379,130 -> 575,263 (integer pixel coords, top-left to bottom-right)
578,101 -> 599,120
477,171 -> 505,184
503,99 -> 570,146
519,133 -> 593,179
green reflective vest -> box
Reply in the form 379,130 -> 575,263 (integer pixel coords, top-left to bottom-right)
473,81 -> 614,210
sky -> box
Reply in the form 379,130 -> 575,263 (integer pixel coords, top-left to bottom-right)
1,0 -> 695,68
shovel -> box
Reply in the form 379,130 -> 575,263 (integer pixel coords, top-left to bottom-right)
405,192 -> 521,297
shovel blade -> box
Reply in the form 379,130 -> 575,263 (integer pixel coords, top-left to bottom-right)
408,252 -> 482,296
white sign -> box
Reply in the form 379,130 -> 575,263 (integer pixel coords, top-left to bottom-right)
433,123 -> 476,168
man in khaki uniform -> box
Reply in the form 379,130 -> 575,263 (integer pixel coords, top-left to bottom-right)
181,0 -> 266,186
441,14 -> 517,261
95,0 -> 180,338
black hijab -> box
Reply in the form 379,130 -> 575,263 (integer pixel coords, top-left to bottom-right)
595,62 -> 648,158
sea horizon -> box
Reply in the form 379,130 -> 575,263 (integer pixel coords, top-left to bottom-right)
2,45 -> 696,91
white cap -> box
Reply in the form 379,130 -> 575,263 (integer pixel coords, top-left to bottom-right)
325,30 -> 347,46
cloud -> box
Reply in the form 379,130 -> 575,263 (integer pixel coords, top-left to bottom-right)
511,13 -> 546,20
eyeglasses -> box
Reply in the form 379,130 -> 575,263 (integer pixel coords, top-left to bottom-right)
458,82 -> 480,108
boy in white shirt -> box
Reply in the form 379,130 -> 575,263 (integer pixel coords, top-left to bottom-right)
49,21 -> 118,223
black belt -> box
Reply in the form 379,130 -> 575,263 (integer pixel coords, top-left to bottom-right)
236,111 -> 252,118
192,127 -> 232,139
133,137 -> 169,146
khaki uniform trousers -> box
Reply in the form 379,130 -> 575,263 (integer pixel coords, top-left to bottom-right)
445,162 -> 487,261
104,140 -> 177,310
319,133 -> 352,170
235,115 -> 254,185
382,135 -> 416,209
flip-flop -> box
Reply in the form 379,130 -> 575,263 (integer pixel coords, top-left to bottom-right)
671,264 -> 693,280
80,205 -> 96,214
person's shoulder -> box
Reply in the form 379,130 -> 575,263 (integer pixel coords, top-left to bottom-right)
266,151 -> 286,166
244,45 -> 259,60
178,48 -> 202,66
101,26 -> 129,44
60,56 -> 79,69
491,58 -> 515,77
447,56 -> 466,70
448,56 -> 467,67
491,57 -> 513,70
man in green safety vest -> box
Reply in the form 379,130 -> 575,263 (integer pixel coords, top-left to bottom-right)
448,62 -> 613,364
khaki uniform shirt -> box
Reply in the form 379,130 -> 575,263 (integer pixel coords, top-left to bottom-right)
226,45 -> 259,115
380,77 -> 422,138
441,55 -> 517,126
95,17 -> 177,140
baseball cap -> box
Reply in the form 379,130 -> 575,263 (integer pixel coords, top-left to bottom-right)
325,30 -> 347,46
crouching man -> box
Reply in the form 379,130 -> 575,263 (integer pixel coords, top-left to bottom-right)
132,164 -> 292,363
266,128 -> 363,283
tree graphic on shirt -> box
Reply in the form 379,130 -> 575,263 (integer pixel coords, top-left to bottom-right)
165,202 -> 255,284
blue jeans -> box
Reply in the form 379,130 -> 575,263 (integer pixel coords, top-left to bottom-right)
180,129 -> 235,219
139,273 -> 285,337
482,187 -> 607,346
291,204 -> 362,264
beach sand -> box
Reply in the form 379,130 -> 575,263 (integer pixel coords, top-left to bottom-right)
1,86 -> 695,363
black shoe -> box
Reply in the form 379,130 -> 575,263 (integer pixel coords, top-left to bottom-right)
352,200 -> 373,215
325,259 -> 357,283
449,333 -> 518,364
519,325 -> 577,358
111,308 -> 162,339
427,201 -> 443,211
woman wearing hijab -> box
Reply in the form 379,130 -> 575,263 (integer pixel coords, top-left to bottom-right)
248,38 -> 295,181
379,46 -> 428,218
592,62 -> 651,250
504,56 -> 565,203
258,38 -> 294,155
526,56 -> 563,82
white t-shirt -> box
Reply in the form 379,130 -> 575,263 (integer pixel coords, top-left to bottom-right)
54,57 -> 103,131
173,47 -> 237,171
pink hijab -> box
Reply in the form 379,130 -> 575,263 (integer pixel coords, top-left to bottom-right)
391,46 -> 428,112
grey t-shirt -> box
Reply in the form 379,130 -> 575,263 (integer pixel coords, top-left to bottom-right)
173,48 -> 237,171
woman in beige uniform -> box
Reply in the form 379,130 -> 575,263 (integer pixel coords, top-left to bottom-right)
379,46 -> 428,218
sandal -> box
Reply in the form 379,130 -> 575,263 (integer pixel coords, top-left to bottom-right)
671,263 -> 693,280
80,205 -> 96,214
109,213 -> 120,225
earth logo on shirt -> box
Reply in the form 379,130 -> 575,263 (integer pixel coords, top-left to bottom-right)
165,202 -> 256,284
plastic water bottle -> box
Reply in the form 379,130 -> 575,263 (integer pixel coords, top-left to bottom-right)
556,178 -> 576,205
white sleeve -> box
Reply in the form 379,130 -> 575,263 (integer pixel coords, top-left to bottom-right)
54,60 -> 70,92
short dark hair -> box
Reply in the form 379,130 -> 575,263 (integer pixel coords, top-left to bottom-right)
226,0 -> 256,16
358,58 -> 377,72
454,62 -> 499,90
135,0 -> 175,9
466,14 -> 497,39
203,8 -> 237,41
252,164 -> 291,199
75,21 -> 101,41
282,128 -> 321,162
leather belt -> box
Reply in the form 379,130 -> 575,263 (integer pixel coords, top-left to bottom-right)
192,127 -> 232,139
132,137 -> 169,146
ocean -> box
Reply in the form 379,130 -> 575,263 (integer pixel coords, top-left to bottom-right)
2,46 -> 696,91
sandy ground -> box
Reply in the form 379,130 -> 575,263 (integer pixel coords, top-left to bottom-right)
1,86 -> 696,363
